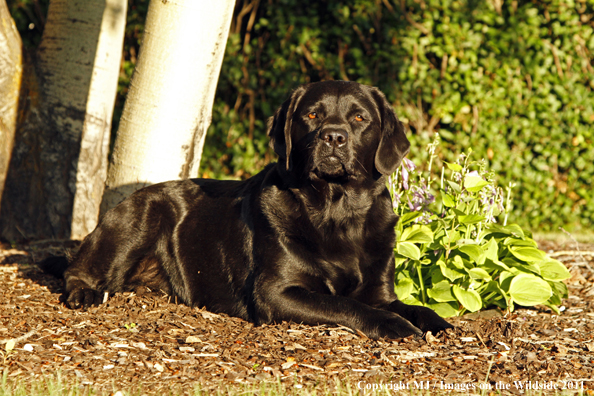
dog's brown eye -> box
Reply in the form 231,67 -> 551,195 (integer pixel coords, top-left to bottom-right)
308,112 -> 317,119
355,115 -> 364,122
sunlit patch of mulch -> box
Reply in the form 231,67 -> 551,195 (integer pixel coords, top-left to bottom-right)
0,240 -> 593,395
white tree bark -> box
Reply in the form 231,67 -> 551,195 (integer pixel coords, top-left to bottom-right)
70,0 -> 127,238
0,0 -> 22,214
0,0 -> 126,240
101,0 -> 235,213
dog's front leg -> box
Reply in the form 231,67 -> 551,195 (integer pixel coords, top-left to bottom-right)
262,286 -> 423,340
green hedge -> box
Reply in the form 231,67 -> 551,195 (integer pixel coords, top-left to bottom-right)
203,0 -> 594,232
8,0 -> 594,232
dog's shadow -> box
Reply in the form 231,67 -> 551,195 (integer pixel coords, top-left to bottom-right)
0,240 -> 80,299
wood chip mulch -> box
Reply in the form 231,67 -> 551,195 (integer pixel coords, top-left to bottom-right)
0,240 -> 593,395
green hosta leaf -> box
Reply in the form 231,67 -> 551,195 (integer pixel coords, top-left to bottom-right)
458,214 -> 486,225
452,285 -> 482,312
499,269 -> 517,292
398,212 -> 422,227
457,244 -> 484,264
509,273 -> 552,306
394,278 -> 415,300
538,259 -> 571,281
483,258 -> 510,272
504,237 -> 537,247
452,208 -> 466,217
484,223 -> 525,239
549,282 -> 568,305
544,302 -> 561,315
469,280 -> 483,291
550,280 -> 568,300
431,268 -> 445,284
427,302 -> 459,318
446,180 -> 461,194
548,290 -> 562,306
400,225 -> 434,244
449,255 -> 466,270
504,224 -> 525,239
401,295 -> 423,306
524,262 -> 542,275
503,256 -> 542,275
509,246 -> 547,263
468,267 -> 492,281
444,161 -> 463,172
485,280 -> 509,301
397,242 -> 421,261
464,175 -> 490,192
394,256 -> 408,268
445,229 -> 461,245
427,280 -> 456,302
438,261 -> 466,281
483,238 -> 499,261
442,192 -> 455,207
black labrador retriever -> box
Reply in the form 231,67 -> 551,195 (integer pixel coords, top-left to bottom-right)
42,81 -> 452,339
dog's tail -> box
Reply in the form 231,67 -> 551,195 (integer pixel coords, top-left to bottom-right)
38,256 -> 70,279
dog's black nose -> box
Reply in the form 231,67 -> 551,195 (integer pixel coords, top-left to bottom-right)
321,129 -> 348,148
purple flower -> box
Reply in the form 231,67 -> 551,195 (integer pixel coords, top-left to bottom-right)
403,158 -> 416,172
412,189 -> 424,203
401,166 -> 409,190
392,192 -> 401,210
388,175 -> 396,193
414,212 -> 433,224
400,158 -> 417,190
408,197 -> 422,212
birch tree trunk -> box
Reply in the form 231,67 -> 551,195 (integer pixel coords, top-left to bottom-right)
0,0 -> 22,216
0,0 -> 126,240
101,0 -> 235,213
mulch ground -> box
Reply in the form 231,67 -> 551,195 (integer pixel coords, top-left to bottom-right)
0,239 -> 593,395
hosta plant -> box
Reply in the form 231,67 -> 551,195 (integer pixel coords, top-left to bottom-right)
389,135 -> 571,318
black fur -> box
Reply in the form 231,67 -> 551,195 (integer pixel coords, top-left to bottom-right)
42,81 -> 452,339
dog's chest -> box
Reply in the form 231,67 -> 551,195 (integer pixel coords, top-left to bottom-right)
261,182 -> 387,254
322,260 -> 363,296
302,217 -> 373,293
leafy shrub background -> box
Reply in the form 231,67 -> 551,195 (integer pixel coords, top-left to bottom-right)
204,0 -> 594,233
8,0 -> 594,232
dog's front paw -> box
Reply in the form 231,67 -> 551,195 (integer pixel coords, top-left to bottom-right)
67,287 -> 103,309
408,305 -> 454,334
389,300 -> 453,334
363,310 -> 423,340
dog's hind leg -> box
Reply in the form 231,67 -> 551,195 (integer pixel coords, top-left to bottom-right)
63,195 -> 168,309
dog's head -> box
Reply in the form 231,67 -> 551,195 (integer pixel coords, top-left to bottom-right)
267,81 -> 410,183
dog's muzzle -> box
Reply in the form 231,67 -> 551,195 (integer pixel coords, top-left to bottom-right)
312,128 -> 352,179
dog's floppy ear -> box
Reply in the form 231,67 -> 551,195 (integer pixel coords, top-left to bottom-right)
267,86 -> 306,172
371,87 -> 410,175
